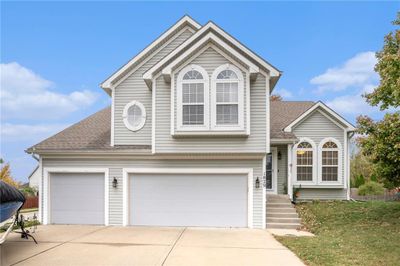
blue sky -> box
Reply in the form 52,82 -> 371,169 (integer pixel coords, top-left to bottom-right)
1,1 -> 398,182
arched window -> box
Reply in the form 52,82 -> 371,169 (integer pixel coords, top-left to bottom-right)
319,139 -> 342,182
177,65 -> 209,129
295,141 -> 314,182
211,64 -> 244,129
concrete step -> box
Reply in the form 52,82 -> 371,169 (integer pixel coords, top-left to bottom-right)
266,203 -> 294,208
267,223 -> 301,229
266,212 -> 299,218
267,217 -> 301,223
267,207 -> 297,213
267,199 -> 292,203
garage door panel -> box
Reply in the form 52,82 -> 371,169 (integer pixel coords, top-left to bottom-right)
50,173 -> 105,225
130,174 -> 248,227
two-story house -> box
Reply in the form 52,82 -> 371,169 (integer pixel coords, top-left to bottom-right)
26,16 -> 355,229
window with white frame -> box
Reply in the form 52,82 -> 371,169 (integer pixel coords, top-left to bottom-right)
177,65 -> 209,129
296,142 -> 314,182
320,140 -> 340,182
123,100 -> 146,131
211,64 -> 244,129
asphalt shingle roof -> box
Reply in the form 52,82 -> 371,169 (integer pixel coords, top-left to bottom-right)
27,101 -> 315,152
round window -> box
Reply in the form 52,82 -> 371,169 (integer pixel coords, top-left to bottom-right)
123,101 -> 146,131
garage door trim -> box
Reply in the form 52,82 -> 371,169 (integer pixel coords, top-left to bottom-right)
122,168 -> 253,228
42,167 -> 109,225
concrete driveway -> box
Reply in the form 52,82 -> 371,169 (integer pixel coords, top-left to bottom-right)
1,225 -> 304,266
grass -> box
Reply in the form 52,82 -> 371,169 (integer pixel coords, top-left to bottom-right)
275,201 -> 400,266
0,220 -> 41,233
20,208 -> 38,213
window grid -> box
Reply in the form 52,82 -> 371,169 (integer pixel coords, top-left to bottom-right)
321,143 -> 339,181
296,142 -> 313,182
215,82 -> 239,125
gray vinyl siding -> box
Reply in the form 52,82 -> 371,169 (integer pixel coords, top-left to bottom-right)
275,145 -> 288,195
114,28 -> 194,145
292,109 -> 347,200
42,157 -> 265,229
155,47 -> 267,153
297,188 -> 347,200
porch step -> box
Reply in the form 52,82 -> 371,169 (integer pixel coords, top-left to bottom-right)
266,203 -> 293,208
267,207 -> 297,213
266,222 -> 301,229
267,212 -> 299,218
266,217 -> 301,223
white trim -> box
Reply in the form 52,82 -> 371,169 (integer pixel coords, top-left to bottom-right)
284,102 -> 356,132
38,156 -> 42,223
176,64 -> 210,131
160,32 -> 259,83
122,100 -> 147,132
262,155 -> 266,229
43,167 -> 109,226
287,144 -> 293,200
265,72 -> 270,153
266,147 -> 278,194
211,64 -> 244,131
346,132 -> 351,199
143,22 -> 280,87
122,167 -> 254,228
292,137 -> 317,186
171,71 -> 175,135
246,70 -> 251,136
111,87 -> 115,146
317,137 -> 343,185
101,16 -> 201,90
152,79 -> 156,154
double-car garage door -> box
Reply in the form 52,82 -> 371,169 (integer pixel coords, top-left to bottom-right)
49,172 -> 248,227
129,174 -> 248,227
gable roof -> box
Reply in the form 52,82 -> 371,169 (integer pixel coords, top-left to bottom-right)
100,15 -> 201,94
27,101 -> 326,153
283,101 -> 356,132
270,101 -> 315,140
26,107 -> 150,154
143,21 -> 281,89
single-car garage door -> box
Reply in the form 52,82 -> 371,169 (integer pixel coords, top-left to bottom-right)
129,174 -> 248,227
50,173 -> 105,225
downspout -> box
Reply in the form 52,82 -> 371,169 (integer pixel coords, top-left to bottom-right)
347,131 -> 355,200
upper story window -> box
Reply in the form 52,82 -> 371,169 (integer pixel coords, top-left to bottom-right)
123,100 -> 146,131
211,64 -> 244,130
319,138 -> 342,183
177,65 -> 209,130
294,138 -> 316,184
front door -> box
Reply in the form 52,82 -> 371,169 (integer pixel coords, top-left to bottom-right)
266,148 -> 278,194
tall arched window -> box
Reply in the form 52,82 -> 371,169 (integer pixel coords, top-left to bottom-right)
295,141 -> 314,182
211,64 -> 244,129
319,138 -> 342,183
177,65 -> 209,129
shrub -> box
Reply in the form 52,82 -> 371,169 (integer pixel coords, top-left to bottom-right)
358,181 -> 385,196
353,174 -> 366,188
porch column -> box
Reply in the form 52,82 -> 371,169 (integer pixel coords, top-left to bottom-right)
287,144 -> 293,200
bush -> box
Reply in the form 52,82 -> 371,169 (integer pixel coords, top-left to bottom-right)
358,181 -> 385,196
352,174 -> 366,188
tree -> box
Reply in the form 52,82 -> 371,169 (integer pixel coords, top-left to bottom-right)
365,13 -> 400,110
350,151 -> 373,183
357,12 -> 400,187
270,94 -> 282,101
357,113 -> 400,187
0,162 -> 20,188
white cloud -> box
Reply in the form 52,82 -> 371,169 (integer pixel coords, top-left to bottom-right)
326,84 -> 379,116
0,62 -> 98,120
310,51 -> 378,92
0,123 -> 69,142
274,88 -> 293,99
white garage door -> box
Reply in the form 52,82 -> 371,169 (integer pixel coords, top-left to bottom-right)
129,174 -> 248,227
50,173 -> 105,225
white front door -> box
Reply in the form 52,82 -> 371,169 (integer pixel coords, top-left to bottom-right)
266,148 -> 278,194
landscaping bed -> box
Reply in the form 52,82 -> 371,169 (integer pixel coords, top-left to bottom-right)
275,201 -> 400,266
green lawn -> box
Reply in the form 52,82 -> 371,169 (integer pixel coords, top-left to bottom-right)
275,201 -> 400,266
